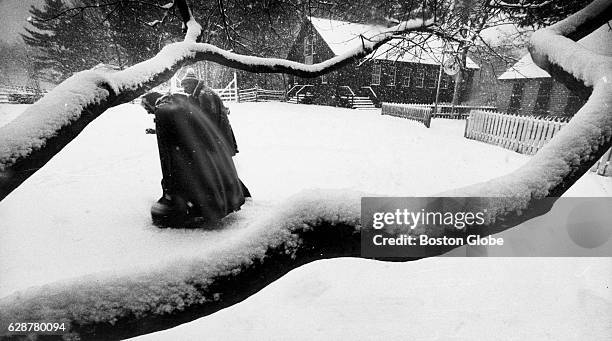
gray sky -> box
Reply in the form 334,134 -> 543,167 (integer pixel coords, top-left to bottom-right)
0,0 -> 44,44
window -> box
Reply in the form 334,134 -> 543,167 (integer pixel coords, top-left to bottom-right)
303,30 -> 315,64
533,79 -> 552,115
508,81 -> 524,114
388,65 -> 397,86
426,68 -> 438,89
414,68 -> 424,88
371,64 -> 381,85
441,75 -> 450,89
303,34 -> 311,56
403,68 -> 411,87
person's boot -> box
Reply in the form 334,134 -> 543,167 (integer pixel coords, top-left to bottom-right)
151,194 -> 189,228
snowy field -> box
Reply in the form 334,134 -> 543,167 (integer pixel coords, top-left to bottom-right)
0,104 -> 30,127
1,102 -> 611,340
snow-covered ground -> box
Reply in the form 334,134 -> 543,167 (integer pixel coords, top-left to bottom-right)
1,102 -> 611,340
0,104 -> 29,127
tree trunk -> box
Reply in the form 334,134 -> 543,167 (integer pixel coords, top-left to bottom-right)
451,44 -> 469,106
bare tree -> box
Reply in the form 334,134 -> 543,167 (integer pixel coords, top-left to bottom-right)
0,0 -> 610,339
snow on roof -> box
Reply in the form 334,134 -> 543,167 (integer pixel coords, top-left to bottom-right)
499,21 -> 612,80
498,54 -> 551,80
308,17 -> 479,69
373,37 -> 480,69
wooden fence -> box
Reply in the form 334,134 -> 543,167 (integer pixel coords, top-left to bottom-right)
0,85 -> 42,94
381,102 -> 432,128
465,110 -> 611,176
591,148 -> 611,176
0,92 -> 46,104
238,87 -> 285,102
0,85 -> 48,104
396,103 -> 497,119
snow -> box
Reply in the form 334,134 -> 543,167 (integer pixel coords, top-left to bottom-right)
184,18 -> 202,43
0,104 -> 29,128
1,102 -> 610,339
309,17 -> 479,69
498,53 -> 551,80
309,17 -> 386,55
130,258 -> 611,341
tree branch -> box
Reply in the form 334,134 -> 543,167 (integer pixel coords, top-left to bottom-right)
487,0 -> 553,9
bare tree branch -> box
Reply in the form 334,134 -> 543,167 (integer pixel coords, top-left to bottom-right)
33,0 -> 168,22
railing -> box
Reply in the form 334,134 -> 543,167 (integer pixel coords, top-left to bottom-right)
360,86 -> 378,99
339,85 -> 355,107
238,87 -> 285,102
381,102 -> 432,128
294,85 -> 313,103
285,84 -> 302,99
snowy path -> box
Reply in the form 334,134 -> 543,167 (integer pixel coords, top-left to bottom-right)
0,103 -> 610,340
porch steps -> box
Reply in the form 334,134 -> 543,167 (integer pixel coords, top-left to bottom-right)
351,96 -> 377,110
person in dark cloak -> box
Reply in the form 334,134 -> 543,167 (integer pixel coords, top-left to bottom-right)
181,69 -> 239,155
140,88 -> 249,228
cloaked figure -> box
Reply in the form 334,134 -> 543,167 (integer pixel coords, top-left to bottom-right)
181,70 -> 240,156
141,76 -> 249,227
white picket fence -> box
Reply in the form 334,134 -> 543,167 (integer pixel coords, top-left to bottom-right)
465,110 -> 611,176
381,102 -> 432,128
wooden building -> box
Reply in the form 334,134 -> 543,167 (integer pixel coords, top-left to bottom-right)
285,17 -> 479,109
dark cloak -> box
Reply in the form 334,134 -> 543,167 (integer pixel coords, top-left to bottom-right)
152,93 -> 247,222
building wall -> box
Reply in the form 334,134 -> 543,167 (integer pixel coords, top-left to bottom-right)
549,80 -> 572,115
357,60 -> 461,104
496,77 -> 585,117
496,80 -> 513,112
519,79 -> 541,116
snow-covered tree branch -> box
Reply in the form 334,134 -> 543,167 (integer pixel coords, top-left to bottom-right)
0,0 -> 611,339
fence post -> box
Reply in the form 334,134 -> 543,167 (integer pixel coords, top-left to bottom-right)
233,72 -> 238,103
464,112 -> 470,137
